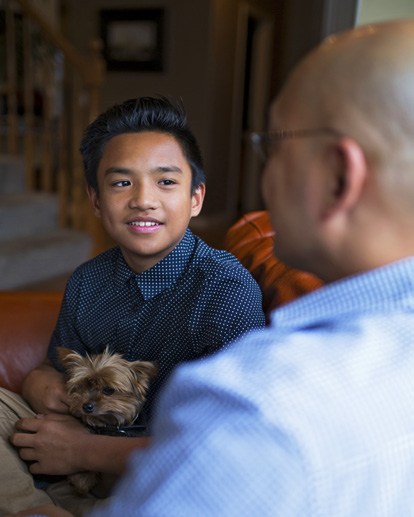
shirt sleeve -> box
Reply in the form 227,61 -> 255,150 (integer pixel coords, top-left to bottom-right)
87,357 -> 309,517
190,268 -> 266,357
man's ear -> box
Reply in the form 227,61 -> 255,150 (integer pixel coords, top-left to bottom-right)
190,183 -> 206,218
86,185 -> 101,219
322,137 -> 367,221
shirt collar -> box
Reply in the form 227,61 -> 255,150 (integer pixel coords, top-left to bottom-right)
270,257 -> 414,331
113,229 -> 196,299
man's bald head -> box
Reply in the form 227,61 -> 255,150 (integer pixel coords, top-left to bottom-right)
276,20 -> 414,172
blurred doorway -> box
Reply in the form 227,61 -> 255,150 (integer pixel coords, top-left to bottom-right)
229,2 -> 274,218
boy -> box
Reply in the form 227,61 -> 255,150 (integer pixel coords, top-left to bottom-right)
1,96 -> 265,516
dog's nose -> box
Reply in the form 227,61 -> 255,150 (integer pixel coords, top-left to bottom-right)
83,403 -> 95,413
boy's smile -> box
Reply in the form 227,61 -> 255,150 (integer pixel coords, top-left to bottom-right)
87,131 -> 205,273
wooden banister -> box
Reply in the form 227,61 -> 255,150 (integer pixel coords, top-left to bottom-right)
6,2 -> 18,155
13,0 -> 105,91
2,0 -> 106,234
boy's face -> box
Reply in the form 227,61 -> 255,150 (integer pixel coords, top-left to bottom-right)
87,131 -> 205,273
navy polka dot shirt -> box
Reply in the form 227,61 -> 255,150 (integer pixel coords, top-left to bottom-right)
48,229 -> 266,423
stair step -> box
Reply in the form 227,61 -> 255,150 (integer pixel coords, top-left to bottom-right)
0,155 -> 25,193
0,229 -> 93,289
0,192 -> 58,242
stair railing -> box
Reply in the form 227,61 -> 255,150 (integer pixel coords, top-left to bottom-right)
1,0 -> 105,231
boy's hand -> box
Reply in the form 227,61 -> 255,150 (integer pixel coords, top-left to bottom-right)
10,413 -> 90,476
21,361 -> 70,415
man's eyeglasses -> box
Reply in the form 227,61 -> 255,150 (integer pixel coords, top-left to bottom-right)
249,128 -> 344,162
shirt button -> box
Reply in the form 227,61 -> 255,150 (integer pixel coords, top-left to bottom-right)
132,302 -> 140,312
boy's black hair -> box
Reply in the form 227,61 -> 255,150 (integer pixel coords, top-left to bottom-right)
80,96 -> 205,194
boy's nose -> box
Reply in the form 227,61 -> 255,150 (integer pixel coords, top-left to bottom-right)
129,183 -> 159,210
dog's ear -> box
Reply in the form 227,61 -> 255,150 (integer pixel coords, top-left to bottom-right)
131,361 -> 158,383
56,347 -> 85,372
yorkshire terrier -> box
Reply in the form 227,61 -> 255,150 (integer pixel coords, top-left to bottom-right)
57,346 -> 158,495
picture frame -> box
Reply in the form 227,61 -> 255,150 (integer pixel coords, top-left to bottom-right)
100,9 -> 165,72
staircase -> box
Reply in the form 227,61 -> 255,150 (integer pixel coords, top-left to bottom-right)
0,0 -> 106,289
0,154 -> 92,289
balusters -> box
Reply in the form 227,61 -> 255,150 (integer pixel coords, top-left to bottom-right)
22,13 -> 34,189
2,0 -> 105,235
5,1 -> 17,155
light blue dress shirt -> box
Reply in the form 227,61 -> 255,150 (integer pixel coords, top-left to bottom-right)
34,258 -> 414,517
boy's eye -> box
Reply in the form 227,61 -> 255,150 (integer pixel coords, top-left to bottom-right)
102,387 -> 115,396
159,179 -> 176,186
112,180 -> 130,187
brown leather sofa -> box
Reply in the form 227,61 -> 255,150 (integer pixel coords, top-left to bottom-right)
0,211 -> 323,396
0,290 -> 63,394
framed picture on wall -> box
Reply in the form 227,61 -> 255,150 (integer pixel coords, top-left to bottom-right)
100,9 -> 165,72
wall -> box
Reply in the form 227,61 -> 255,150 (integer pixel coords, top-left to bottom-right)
357,0 -> 414,25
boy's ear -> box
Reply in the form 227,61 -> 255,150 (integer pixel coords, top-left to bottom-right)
86,185 -> 101,218
322,137 -> 367,221
190,183 -> 206,217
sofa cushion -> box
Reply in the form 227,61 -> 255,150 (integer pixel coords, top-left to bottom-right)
0,291 -> 63,394
225,211 -> 324,316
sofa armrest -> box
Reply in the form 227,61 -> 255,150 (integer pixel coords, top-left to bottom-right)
224,211 -> 324,315
0,291 -> 63,394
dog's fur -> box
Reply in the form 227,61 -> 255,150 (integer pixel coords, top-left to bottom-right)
57,346 -> 157,494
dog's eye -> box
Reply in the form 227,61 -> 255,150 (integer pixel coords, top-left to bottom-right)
102,387 -> 115,396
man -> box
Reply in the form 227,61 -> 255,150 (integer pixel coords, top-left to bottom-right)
10,17 -> 414,517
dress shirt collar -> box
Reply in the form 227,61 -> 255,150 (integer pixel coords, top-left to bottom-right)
271,257 -> 414,331
113,229 -> 196,298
